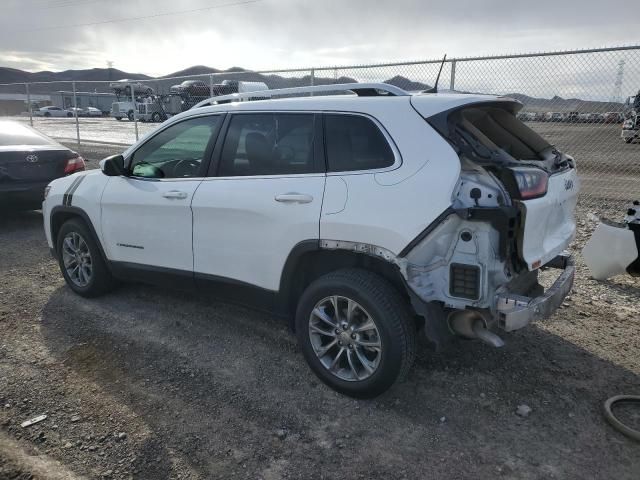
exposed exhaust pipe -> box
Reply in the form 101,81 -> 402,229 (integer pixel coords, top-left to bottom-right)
448,310 -> 505,348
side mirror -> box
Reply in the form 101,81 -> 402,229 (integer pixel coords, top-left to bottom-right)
100,154 -> 126,176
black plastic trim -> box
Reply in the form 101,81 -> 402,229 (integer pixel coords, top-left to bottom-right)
111,261 -> 196,290
49,205 -> 108,264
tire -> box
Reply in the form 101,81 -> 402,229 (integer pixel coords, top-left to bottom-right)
44,112 -> 51,117
67,112 -> 73,117
151,112 -> 161,122
295,268 -> 416,398
56,219 -> 116,297
127,111 -> 134,121
114,117 -> 122,121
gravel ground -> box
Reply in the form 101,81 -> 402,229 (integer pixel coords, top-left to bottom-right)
1,120 -> 639,479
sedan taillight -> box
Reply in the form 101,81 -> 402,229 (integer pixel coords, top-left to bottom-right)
64,155 -> 86,174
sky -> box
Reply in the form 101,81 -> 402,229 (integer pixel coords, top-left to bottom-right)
0,0 -> 638,76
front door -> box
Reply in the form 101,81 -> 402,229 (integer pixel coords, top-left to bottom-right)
100,115 -> 223,272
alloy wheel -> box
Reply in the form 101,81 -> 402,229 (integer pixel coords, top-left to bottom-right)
308,295 -> 382,382
61,232 -> 93,288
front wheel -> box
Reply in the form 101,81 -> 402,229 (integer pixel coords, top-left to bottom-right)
56,219 -> 117,297
295,269 -> 416,398
127,111 -> 134,121
151,112 -> 161,122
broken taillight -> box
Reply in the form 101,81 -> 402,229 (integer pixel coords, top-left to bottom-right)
512,167 -> 548,200
64,155 -> 86,175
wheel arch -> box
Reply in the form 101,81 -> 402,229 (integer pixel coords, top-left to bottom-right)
50,206 -> 108,265
278,240 -> 417,331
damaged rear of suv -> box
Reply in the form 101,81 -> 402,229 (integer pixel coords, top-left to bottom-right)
404,98 -> 578,348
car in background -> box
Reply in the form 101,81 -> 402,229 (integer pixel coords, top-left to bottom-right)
517,111 -> 537,122
36,106 -> 72,118
583,113 -> 605,123
109,79 -> 154,97
565,111 -> 580,123
604,112 -> 623,123
170,79 -> 210,97
543,112 -> 565,122
85,107 -> 103,117
0,120 -> 85,210
66,107 -> 84,117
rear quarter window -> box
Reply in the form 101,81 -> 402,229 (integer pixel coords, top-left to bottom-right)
324,114 -> 395,172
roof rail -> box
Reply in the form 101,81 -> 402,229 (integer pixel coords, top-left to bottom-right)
191,82 -> 409,109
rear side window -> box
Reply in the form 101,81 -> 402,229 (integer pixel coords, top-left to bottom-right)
218,113 -> 316,176
324,114 -> 395,172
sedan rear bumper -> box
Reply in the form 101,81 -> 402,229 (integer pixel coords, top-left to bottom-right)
494,254 -> 575,332
0,181 -> 49,205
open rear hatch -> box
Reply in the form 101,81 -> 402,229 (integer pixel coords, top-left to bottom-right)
414,96 -> 579,271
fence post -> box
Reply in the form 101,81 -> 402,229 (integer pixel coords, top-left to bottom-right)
25,83 -> 32,127
209,74 -> 214,98
72,81 -> 80,149
130,82 -> 139,141
310,68 -> 315,96
449,60 -> 456,91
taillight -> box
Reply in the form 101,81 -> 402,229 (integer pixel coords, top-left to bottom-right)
512,167 -> 548,200
64,155 -> 86,174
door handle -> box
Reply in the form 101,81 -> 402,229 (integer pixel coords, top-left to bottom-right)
274,193 -> 313,204
162,190 -> 188,200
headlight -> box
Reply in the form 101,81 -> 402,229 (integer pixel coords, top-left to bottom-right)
44,185 -> 52,199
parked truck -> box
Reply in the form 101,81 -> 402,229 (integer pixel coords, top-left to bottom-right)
621,90 -> 640,144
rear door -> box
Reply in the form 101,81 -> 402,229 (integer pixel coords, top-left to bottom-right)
191,112 -> 325,291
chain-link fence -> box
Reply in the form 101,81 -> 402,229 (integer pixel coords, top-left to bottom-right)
1,45 -> 638,211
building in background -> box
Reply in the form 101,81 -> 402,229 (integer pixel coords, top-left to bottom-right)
50,91 -> 117,114
0,93 -> 51,115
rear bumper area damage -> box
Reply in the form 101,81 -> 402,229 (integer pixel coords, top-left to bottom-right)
494,253 -> 575,331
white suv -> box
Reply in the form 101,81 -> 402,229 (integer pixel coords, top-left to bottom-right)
42,83 -> 579,398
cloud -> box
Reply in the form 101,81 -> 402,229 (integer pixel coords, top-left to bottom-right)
0,0 -> 638,75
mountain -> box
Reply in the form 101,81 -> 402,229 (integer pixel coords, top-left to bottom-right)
0,66 -> 624,111
507,93 -> 624,113
0,67 -> 150,84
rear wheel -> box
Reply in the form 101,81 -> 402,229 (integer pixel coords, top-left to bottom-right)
44,112 -> 51,117
127,111 -> 134,121
114,117 -> 122,121
295,269 -> 416,398
56,219 -> 116,297
151,112 -> 161,122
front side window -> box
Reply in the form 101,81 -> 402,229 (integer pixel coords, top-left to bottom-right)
324,114 -> 395,172
218,113 -> 316,176
130,115 -> 221,178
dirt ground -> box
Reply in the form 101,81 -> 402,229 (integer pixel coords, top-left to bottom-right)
1,131 -> 640,479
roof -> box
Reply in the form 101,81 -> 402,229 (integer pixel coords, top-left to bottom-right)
174,92 -> 508,120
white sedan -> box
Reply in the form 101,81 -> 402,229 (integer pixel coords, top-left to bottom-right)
36,106 -> 72,118
85,107 -> 103,117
